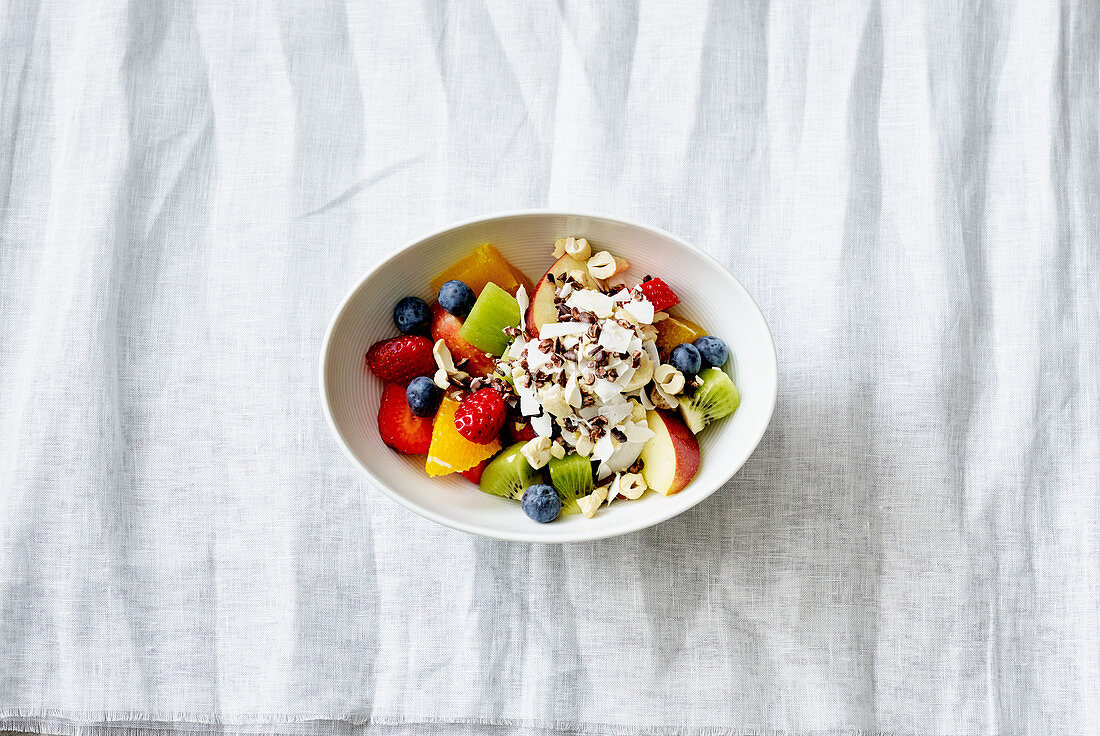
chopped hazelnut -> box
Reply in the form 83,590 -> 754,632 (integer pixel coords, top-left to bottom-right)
650,386 -> 678,410
617,473 -> 647,500
564,237 -> 592,260
586,250 -> 625,280
577,486 -> 608,518
520,436 -> 552,469
433,339 -> 456,374
620,355 -> 654,392
655,363 -> 686,395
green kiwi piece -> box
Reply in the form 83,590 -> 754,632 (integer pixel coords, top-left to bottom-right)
479,442 -> 542,500
458,282 -> 520,356
678,367 -> 741,433
548,453 -> 594,514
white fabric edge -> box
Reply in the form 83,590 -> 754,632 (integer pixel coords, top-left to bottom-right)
0,715 -> 985,736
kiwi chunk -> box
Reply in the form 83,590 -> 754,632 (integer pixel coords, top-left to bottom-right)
479,442 -> 542,500
458,282 -> 520,356
678,368 -> 741,433
548,453 -> 594,514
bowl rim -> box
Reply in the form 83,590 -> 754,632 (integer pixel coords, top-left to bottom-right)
319,209 -> 778,543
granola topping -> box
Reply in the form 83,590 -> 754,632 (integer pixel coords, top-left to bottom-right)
501,277 -> 662,481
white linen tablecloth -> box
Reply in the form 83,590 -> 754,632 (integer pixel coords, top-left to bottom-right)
1,1 -> 1098,734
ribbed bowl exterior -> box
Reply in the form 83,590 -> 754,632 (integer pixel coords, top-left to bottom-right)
320,212 -> 777,542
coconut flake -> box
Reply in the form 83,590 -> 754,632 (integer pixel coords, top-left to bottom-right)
605,441 -> 644,474
519,386 -> 541,416
607,473 -> 623,501
593,378 -> 622,403
539,322 -> 588,340
530,412 -> 553,437
600,402 -> 633,427
577,405 -> 599,421
593,434 -> 616,463
624,421 -> 656,444
507,336 -> 527,360
526,343 -> 552,370
598,321 -> 634,354
541,386 -> 571,417
564,375 -> 582,407
606,356 -> 631,373
612,364 -> 636,389
566,289 -> 615,319
622,298 -> 654,324
516,284 -> 529,322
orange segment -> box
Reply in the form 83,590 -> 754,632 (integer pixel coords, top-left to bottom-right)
655,314 -> 708,360
425,398 -> 501,476
430,243 -> 534,297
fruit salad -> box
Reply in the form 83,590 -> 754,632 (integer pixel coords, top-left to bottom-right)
365,240 -> 740,523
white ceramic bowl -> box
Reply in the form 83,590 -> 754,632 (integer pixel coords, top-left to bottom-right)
320,211 -> 777,543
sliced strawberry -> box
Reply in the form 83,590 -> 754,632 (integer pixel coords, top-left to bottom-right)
454,388 -> 507,444
378,382 -> 433,454
366,335 -> 435,385
507,418 -> 536,443
638,277 -> 680,312
460,458 -> 490,484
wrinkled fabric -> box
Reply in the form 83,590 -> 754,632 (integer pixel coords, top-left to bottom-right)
1,1 -> 1099,735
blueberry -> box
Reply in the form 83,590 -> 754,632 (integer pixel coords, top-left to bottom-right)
406,376 -> 442,417
521,484 -> 561,523
437,280 -> 476,319
693,335 -> 728,368
393,296 -> 431,335
669,343 -> 702,377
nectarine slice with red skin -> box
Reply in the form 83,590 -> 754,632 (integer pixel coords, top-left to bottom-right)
525,254 -> 594,334
430,303 -> 498,377
639,409 -> 700,495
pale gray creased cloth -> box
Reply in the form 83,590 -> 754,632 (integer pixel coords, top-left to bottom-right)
1,1 -> 1098,735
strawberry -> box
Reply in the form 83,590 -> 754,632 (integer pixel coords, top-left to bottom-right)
454,388 -> 506,445
638,277 -> 680,312
507,418 -> 536,443
366,335 -> 435,384
460,458 -> 490,483
378,382 -> 433,454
